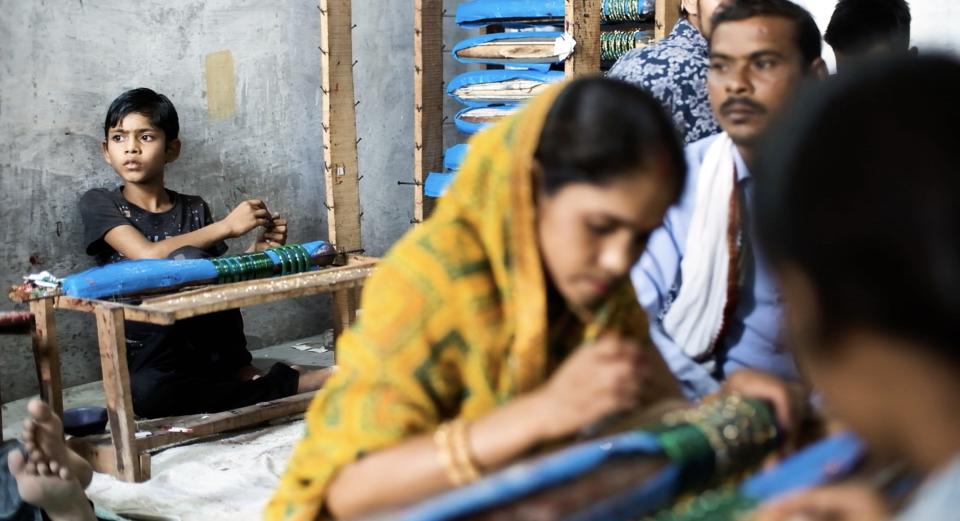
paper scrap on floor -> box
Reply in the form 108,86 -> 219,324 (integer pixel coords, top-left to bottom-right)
290,341 -> 328,354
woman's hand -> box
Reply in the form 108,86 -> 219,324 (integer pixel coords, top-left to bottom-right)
751,484 -> 890,521
532,334 -> 651,440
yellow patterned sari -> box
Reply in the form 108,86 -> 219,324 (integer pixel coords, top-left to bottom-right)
266,83 -> 681,521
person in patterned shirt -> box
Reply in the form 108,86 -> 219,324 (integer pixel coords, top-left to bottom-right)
608,0 -> 726,144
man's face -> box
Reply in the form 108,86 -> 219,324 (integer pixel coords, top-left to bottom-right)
708,16 -> 812,149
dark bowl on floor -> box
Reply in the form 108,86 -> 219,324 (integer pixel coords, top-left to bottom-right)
62,406 -> 108,437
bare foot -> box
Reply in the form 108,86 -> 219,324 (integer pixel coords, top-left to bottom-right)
21,399 -> 68,472
296,366 -> 337,393
8,441 -> 95,521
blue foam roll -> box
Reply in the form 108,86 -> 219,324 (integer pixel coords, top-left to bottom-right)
60,241 -> 336,299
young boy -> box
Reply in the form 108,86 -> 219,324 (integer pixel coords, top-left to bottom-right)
752,56 -> 960,520
79,88 -> 330,418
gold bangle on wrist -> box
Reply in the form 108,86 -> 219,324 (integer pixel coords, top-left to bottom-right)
434,421 -> 464,486
450,419 -> 482,483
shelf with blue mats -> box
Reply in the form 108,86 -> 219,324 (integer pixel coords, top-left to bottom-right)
413,0 -> 680,215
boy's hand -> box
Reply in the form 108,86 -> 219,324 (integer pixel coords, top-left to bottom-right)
250,215 -> 288,252
222,200 -> 271,238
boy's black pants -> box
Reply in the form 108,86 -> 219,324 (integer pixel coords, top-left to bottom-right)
126,310 -> 299,418
124,247 -> 299,418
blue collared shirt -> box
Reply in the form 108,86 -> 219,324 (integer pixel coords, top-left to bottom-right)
608,19 -> 721,144
633,134 -> 798,399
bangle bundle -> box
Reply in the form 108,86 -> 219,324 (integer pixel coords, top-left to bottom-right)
434,419 -> 482,486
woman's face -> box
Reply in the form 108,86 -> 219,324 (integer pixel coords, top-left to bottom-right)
537,162 -> 676,316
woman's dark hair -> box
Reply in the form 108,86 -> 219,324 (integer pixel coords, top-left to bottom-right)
825,0 -> 911,55
755,55 -> 960,366
534,77 -> 686,199
104,88 -> 180,145
711,0 -> 823,65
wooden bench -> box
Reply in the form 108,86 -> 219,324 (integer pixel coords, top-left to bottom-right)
26,255 -> 375,482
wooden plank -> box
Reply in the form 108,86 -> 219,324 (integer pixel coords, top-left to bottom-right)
94,306 -> 143,482
141,259 -> 377,320
565,0 -> 602,77
67,439 -> 151,481
414,0 -> 444,224
54,297 -> 176,325
656,0 -> 682,40
70,392 -> 316,453
320,0 -> 364,338
29,299 -> 63,419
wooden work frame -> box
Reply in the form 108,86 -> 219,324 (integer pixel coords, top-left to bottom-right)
28,257 -> 375,482
320,0 -> 365,336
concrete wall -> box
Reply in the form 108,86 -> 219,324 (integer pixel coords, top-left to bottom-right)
0,0 -> 416,401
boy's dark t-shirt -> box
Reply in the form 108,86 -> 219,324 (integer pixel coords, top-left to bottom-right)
79,187 -> 227,266
78,187 -> 246,376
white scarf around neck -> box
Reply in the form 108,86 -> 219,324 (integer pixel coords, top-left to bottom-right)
662,134 -> 738,360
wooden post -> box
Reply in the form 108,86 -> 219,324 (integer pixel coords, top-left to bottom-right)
320,0 -> 364,337
656,0 -> 682,40
29,299 -> 63,419
414,0 -> 444,224
94,306 -> 144,482
565,0 -> 602,77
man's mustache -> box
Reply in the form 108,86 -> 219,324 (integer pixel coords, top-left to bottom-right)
720,97 -> 767,115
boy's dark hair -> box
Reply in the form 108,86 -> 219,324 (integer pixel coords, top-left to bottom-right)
755,55 -> 960,366
535,77 -> 686,199
825,0 -> 911,54
103,88 -> 180,145
710,0 -> 823,65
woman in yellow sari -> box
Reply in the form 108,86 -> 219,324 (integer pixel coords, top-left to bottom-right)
267,77 -> 688,520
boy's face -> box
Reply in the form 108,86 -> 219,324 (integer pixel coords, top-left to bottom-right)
102,112 -> 180,186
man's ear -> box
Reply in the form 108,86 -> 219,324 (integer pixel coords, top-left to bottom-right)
101,141 -> 111,164
809,57 -> 828,80
165,138 -> 182,164
681,0 -> 698,18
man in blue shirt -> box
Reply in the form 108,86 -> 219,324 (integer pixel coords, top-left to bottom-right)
634,0 -> 826,399
608,0 -> 725,143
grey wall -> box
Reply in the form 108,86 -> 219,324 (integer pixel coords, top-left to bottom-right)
0,0 -> 419,401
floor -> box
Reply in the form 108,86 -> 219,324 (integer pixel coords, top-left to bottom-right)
2,333 -> 335,520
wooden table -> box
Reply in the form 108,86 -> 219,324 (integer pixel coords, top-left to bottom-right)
30,255 -> 376,482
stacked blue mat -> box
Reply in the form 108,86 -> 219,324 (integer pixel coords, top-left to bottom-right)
426,0 -> 655,198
